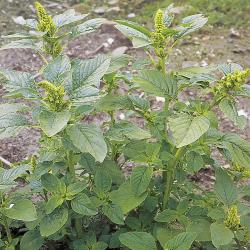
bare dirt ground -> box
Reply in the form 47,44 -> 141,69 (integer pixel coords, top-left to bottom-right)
0,0 -> 249,170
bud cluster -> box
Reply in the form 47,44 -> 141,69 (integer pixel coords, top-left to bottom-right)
35,2 -> 62,57
38,81 -> 69,112
224,205 -> 241,231
214,69 -> 250,95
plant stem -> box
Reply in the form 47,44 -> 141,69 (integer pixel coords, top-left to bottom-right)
75,218 -> 83,238
3,215 -> 12,243
160,57 -> 166,74
67,151 -> 75,181
162,147 -> 185,209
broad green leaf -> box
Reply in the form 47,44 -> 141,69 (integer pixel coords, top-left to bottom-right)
92,241 -> 108,250
20,230 -> 44,250
218,63 -> 243,76
95,94 -> 132,112
154,227 -> 179,249
103,203 -> 124,225
0,103 -> 28,116
0,101 -> 29,140
186,219 -> 211,241
4,199 -> 37,221
175,14 -> 207,39
220,133 -> 250,169
66,181 -> 87,198
41,173 -> 66,195
0,39 -> 41,51
45,195 -> 64,214
119,232 -> 156,250
110,181 -> 147,214
0,104 -> 29,139
135,70 -> 177,97
106,121 -> 151,142
214,168 -> 237,206
43,55 -> 71,86
164,232 -> 197,250
40,206 -> 68,237
219,99 -> 247,129
163,4 -> 175,27
94,168 -> 112,192
115,21 -> 151,48
0,68 -> 36,96
38,109 -> 70,137
66,124 -> 107,162
71,54 -> 110,91
70,18 -> 105,38
210,222 -> 234,248
71,193 -> 97,216
106,53 -> 130,74
53,9 -> 88,28
0,165 -> 30,190
100,160 -> 125,185
154,209 -> 178,223
130,166 -> 153,195
169,114 -> 210,148
185,151 -> 204,173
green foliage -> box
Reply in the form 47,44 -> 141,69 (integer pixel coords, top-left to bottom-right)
0,2 -> 250,249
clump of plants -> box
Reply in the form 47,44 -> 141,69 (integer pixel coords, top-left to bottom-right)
0,2 -> 250,249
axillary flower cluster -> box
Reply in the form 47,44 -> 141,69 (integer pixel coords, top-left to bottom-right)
35,2 -> 62,57
214,69 -> 250,95
224,205 -> 241,231
38,81 -> 69,112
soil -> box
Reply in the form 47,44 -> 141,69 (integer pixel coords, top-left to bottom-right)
0,0 -> 250,187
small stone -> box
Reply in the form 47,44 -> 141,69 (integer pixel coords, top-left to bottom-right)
156,96 -> 165,103
107,38 -> 114,45
230,28 -> 240,38
238,109 -> 248,118
94,7 -> 107,14
12,16 -> 25,25
107,6 -> 120,12
201,60 -> 208,66
119,113 -> 125,120
127,13 -> 136,18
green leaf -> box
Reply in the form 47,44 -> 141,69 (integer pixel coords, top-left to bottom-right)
43,55 -> 71,86
38,109 -> 70,137
94,168 -> 112,192
53,9 -> 88,28
103,203 -> 124,225
66,181 -> 87,198
220,133 -> 250,169
130,166 -> 153,195
40,206 -> 68,237
210,222 -> 234,248
186,219 -> 211,242
218,63 -> 243,76
0,165 -> 30,190
119,232 -> 156,250
106,121 -> 151,142
41,173 -> 66,195
20,230 -> 44,250
115,21 -> 151,48
175,14 -> 207,39
134,70 -> 178,97
110,181 -> 147,214
169,114 -> 210,148
154,209 -> 178,223
66,124 -> 107,162
70,18 -> 105,38
71,54 -> 110,91
0,39 -> 41,51
164,232 -> 197,250
214,168 -> 237,206
100,160 -> 125,185
71,193 -> 98,216
0,104 -> 29,139
45,195 -> 64,214
185,151 -> 204,173
4,199 -> 37,221
219,99 -> 247,129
